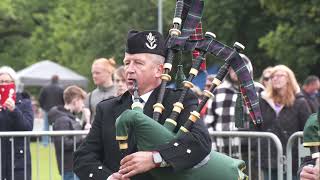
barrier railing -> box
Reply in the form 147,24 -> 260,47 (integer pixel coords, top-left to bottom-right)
210,131 -> 284,180
286,131 -> 304,180
0,131 -> 286,180
0,131 -> 88,180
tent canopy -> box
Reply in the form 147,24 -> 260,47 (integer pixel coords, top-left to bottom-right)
17,60 -> 88,88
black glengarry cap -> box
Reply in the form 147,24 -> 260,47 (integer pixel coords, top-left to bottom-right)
125,30 -> 166,57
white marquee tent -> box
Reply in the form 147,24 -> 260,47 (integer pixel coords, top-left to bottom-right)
17,60 -> 88,88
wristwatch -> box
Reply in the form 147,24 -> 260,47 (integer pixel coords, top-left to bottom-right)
152,151 -> 162,167
152,151 -> 169,167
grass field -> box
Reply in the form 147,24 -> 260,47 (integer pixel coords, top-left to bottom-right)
30,142 -> 61,180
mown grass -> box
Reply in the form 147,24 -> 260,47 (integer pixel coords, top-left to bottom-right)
30,142 -> 61,180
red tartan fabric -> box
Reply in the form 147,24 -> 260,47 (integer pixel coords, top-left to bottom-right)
190,22 -> 206,70
190,23 -> 203,40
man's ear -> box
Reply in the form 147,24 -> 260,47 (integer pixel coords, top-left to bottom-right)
155,64 -> 164,78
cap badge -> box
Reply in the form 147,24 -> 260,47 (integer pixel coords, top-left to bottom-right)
145,33 -> 157,49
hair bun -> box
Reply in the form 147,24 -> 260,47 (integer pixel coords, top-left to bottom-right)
108,57 -> 116,66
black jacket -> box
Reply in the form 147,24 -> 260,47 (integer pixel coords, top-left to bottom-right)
301,89 -> 320,113
73,87 -> 211,180
39,82 -> 64,112
48,106 -> 83,174
258,93 -> 311,172
0,92 -> 33,180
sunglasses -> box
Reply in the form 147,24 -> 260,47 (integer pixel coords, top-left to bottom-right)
0,80 -> 14,84
263,77 -> 270,81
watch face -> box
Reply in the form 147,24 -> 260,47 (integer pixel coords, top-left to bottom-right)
153,152 -> 162,164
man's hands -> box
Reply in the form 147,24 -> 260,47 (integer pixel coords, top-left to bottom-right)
118,151 -> 157,178
108,172 -> 130,180
109,151 -> 158,179
300,158 -> 320,180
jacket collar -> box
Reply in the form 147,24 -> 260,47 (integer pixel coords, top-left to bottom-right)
115,86 -> 161,118
143,87 -> 161,117
114,91 -> 132,114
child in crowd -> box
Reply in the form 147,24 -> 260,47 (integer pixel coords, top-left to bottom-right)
48,85 -> 86,180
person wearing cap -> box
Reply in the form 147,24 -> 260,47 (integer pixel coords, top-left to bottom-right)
73,30 -> 211,180
0,66 -> 34,180
298,111 -> 320,180
301,75 -> 320,113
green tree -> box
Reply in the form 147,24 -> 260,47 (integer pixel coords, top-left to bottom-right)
258,0 -> 320,80
0,0 -> 58,70
1,0 -> 317,85
201,0 -> 279,78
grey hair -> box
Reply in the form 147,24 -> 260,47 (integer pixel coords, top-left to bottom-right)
0,66 -> 23,91
0,66 -> 17,81
149,53 -> 165,64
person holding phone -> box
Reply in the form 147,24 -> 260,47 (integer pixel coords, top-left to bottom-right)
0,66 -> 34,180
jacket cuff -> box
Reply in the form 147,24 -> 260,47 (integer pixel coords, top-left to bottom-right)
78,165 -> 111,180
157,139 -> 194,171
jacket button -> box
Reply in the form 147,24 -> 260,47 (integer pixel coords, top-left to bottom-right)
173,142 -> 179,147
98,166 -> 102,170
20,150 -> 24,154
186,149 -> 191,154
89,173 -> 93,178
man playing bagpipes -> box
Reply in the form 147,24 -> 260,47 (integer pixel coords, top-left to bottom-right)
74,0 -> 265,178
73,30 -> 212,180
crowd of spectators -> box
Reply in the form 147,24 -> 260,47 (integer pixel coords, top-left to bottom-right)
0,53 -> 318,179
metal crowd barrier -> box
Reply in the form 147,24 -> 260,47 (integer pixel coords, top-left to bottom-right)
0,131 -> 286,180
0,131 -> 88,180
286,131 -> 305,180
210,131 -> 284,180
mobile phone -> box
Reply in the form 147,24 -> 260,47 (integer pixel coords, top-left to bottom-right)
0,83 -> 16,107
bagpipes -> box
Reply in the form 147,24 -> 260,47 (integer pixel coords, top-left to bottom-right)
115,0 -> 263,179
303,107 -> 320,161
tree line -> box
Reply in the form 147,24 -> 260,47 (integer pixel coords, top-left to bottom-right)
0,0 -> 319,88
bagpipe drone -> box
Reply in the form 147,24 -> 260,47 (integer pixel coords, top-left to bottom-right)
115,0 -> 263,179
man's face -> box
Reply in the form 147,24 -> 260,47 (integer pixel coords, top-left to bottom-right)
306,80 -> 320,94
91,63 -> 110,86
123,53 -> 162,95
